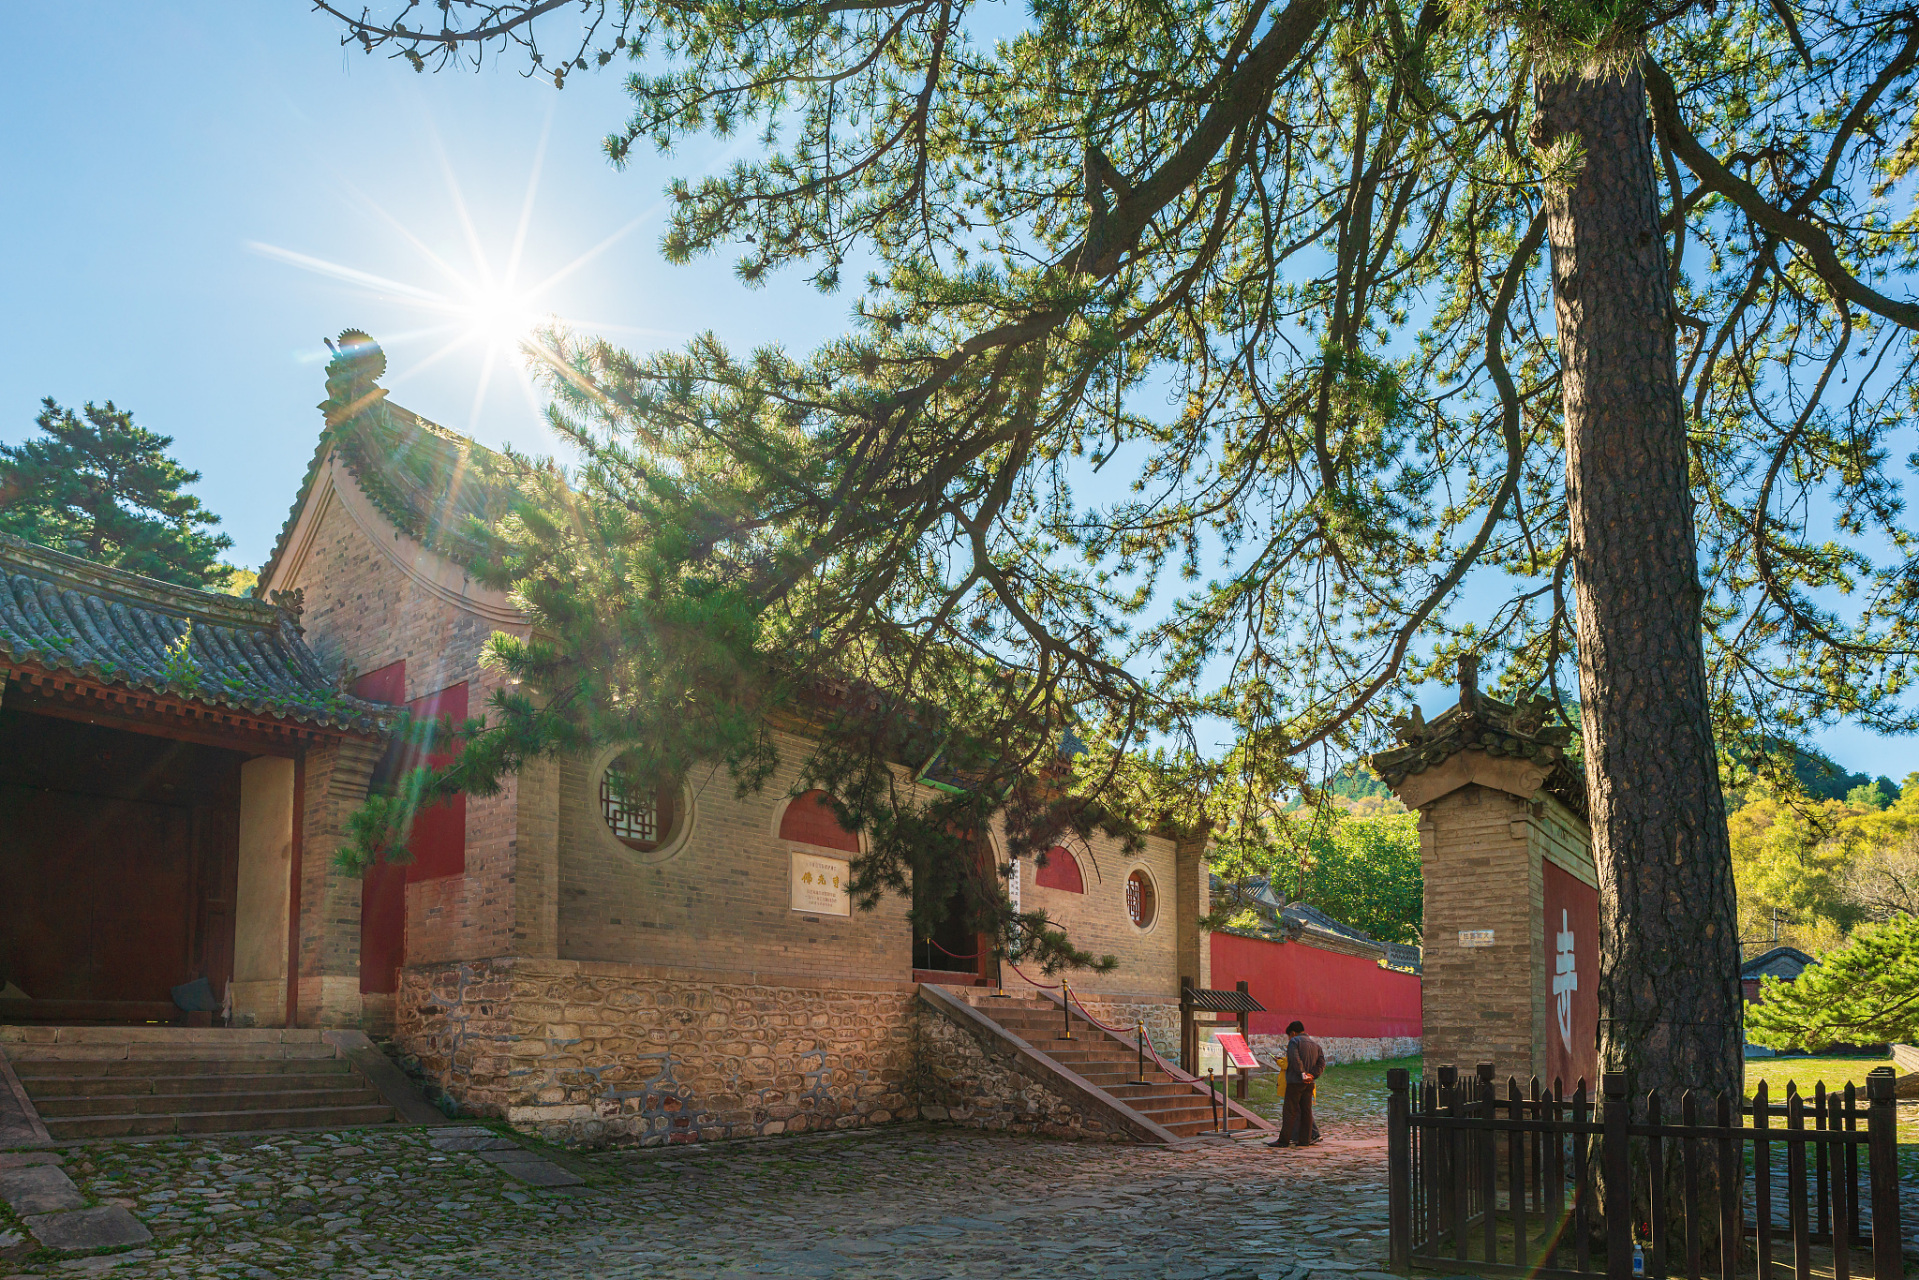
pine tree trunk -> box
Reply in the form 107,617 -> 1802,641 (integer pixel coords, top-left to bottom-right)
1535,62 -> 1744,1105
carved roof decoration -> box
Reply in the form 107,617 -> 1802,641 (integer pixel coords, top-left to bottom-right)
1368,656 -> 1588,820
0,533 -> 389,736
256,330 -> 519,592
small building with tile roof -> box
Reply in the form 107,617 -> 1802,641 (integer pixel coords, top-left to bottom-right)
230,332 -> 1215,1142
0,531 -> 388,1027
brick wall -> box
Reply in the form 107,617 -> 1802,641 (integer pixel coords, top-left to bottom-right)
556,737 -> 918,982
1012,829 -> 1199,1002
293,734 -> 382,1028
271,462 -> 550,1027
1417,783 -> 1538,1080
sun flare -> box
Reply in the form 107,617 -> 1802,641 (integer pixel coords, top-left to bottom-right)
462,287 -> 540,350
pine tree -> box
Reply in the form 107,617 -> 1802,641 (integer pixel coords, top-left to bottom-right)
1747,915 -> 1919,1050
316,0 -> 1919,1057
0,399 -> 234,589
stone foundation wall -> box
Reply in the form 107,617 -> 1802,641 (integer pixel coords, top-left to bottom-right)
914,997 -> 1135,1141
396,956 -> 916,1146
1247,1033 -> 1421,1069
1069,996 -> 1181,1060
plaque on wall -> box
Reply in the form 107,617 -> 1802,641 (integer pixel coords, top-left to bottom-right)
1458,929 -> 1495,947
790,851 -> 851,916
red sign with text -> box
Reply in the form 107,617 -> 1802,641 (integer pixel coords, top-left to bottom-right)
1543,860 -> 1600,1092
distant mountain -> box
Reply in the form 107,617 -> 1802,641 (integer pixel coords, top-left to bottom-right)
1784,744 -> 1900,805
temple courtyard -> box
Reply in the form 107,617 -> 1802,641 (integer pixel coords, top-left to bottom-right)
6,1057 -> 1919,1280
0,1070 -> 1403,1280
0,1123 -> 1391,1280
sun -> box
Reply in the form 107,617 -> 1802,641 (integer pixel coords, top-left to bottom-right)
463,286 -> 540,349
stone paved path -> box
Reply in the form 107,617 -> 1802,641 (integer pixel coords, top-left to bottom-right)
0,1119 -> 1395,1280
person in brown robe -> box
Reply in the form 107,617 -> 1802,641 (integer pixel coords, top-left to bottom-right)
1267,1019 -> 1325,1147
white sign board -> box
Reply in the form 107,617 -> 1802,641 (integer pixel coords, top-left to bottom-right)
1458,929 -> 1495,948
790,851 -> 851,916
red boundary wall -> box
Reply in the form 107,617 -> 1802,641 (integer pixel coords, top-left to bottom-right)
1210,932 -> 1421,1038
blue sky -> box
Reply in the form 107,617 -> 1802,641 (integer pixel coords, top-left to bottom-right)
2,5 -> 1912,779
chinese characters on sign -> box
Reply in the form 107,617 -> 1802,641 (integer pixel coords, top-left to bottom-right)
1213,1031 -> 1260,1070
1458,929 -> 1495,947
790,851 -> 851,916
1553,908 -> 1578,1048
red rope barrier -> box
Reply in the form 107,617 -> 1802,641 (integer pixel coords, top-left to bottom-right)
1005,962 -> 1060,990
1062,986 -> 1197,1083
925,938 -> 984,961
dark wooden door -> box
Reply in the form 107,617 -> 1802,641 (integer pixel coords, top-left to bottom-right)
0,783 -> 195,1002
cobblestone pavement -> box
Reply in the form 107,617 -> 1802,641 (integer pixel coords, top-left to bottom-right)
0,1117 -> 1395,1280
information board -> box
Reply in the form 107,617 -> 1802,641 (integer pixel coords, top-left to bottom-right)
790,851 -> 851,916
1213,1031 -> 1259,1070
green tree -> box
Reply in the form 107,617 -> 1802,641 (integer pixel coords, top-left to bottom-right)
1301,813 -> 1423,945
318,0 -> 1919,1112
0,399 -> 233,589
1728,795 -> 1863,954
1747,915 -> 1919,1050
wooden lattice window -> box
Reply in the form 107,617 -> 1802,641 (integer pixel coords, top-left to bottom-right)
1126,869 -> 1156,928
601,762 -> 677,853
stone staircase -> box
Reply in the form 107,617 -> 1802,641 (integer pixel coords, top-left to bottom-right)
0,1027 -> 398,1140
932,987 -> 1272,1141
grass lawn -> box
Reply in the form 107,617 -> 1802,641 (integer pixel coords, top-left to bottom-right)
1228,1053 -> 1915,1137
1234,1053 -> 1422,1128
1742,1054 -> 1896,1101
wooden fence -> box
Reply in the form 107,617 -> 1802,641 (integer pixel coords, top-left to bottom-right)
1385,1063 -> 1906,1280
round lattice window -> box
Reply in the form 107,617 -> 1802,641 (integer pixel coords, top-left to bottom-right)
600,760 -> 679,853
1126,869 -> 1157,929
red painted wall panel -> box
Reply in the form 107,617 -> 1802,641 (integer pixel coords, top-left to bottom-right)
1034,846 -> 1084,893
1210,931 -> 1422,1039
401,682 -> 467,883
349,666 -> 470,994
1543,860 -> 1600,1091
779,790 -> 860,853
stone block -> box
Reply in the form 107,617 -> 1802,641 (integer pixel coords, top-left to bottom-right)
0,1167 -> 84,1215
23,1207 -> 152,1251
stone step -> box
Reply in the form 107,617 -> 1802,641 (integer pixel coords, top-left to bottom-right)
1096,1083 -> 1199,1102
10,1056 -> 351,1078
40,1103 -> 395,1140
1161,1118 -> 1259,1138
32,1085 -> 384,1118
20,1068 -> 354,1097
0,1027 -> 330,1046
5,1043 -> 340,1064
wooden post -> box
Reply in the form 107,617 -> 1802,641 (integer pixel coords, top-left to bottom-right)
1718,1091 -> 1741,1280
1179,976 -> 1195,1074
1389,1067 -> 1412,1274
1649,1089 -> 1669,1279
1755,1081 -> 1773,1280
1235,980 -> 1251,1099
1789,1086 -> 1811,1280
1510,1076 -> 1530,1269
1867,1067 -> 1901,1280
1603,1073 -> 1632,1280
1480,1063 -> 1499,1264
1828,1091 -> 1850,1280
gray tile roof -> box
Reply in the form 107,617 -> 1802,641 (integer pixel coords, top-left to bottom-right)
0,533 -> 387,736
1741,945 -> 1815,981
1209,872 -> 1423,972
